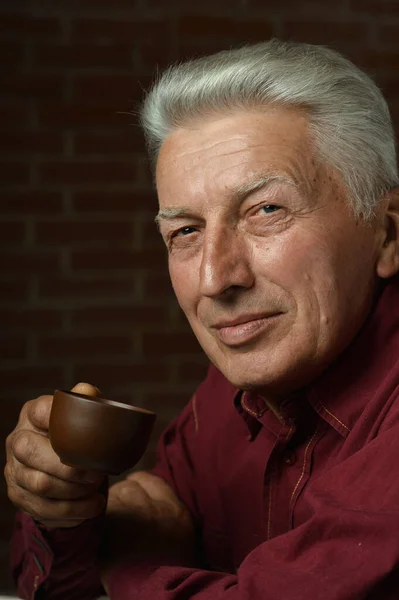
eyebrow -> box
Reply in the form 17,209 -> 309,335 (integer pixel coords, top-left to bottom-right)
155,173 -> 298,225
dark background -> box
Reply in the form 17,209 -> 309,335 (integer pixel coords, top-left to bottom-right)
1,0 -> 398,593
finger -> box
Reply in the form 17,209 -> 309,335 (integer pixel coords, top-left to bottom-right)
7,482 -> 105,523
71,382 -> 101,397
24,395 -> 53,432
12,464 -> 99,500
127,471 -> 180,504
11,429 -> 103,485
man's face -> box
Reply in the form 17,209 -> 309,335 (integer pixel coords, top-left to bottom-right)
156,107 -> 385,396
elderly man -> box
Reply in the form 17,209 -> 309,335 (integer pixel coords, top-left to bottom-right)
5,39 -> 399,599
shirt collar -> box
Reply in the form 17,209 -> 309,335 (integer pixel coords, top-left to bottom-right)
306,274 -> 399,437
235,275 -> 399,438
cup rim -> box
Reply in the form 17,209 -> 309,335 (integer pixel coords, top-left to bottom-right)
53,390 -> 156,416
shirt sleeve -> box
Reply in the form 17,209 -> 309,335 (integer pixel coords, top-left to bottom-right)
104,414 -> 399,600
150,392 -> 201,523
9,442 -> 106,600
11,510 -> 106,599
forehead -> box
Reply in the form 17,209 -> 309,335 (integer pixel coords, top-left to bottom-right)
155,107 -> 317,199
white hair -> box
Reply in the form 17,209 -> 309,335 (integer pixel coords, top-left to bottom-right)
140,39 -> 398,219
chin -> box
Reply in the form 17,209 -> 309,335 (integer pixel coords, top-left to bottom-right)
213,359 -> 276,391
211,348 -> 312,396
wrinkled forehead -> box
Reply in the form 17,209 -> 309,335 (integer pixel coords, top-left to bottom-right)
155,107 -> 321,200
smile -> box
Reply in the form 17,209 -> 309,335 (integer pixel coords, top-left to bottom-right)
213,314 -> 282,347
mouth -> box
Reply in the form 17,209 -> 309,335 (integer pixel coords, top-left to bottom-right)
212,313 -> 283,347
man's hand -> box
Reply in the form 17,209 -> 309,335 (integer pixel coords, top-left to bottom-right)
101,471 -> 197,582
5,383 -> 106,529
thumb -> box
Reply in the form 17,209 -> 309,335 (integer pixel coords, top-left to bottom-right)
71,382 -> 101,397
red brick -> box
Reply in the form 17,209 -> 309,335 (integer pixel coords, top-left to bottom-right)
0,366 -> 64,388
141,219 -> 164,249
0,16 -> 61,38
73,131 -> 144,155
71,304 -> 168,329
177,38 -> 242,60
74,362 -> 169,386
35,44 -> 133,69
0,337 -> 27,360
147,0 -> 238,6
0,162 -> 29,184
143,332 -> 202,355
38,335 -> 132,358
1,250 -> 60,275
0,309 -> 62,331
0,191 -> 62,215
71,0 -> 149,5
0,280 -> 27,302
72,74 -> 147,103
72,18 -> 170,42
0,102 -> 29,128
0,222 -> 25,245
138,40 -> 177,73
2,74 -> 64,100
38,276 -> 134,299
71,247 -> 166,270
73,191 -> 157,212
144,390 -> 192,413
177,15 -> 274,41
176,359 -> 209,383
379,76 -> 399,100
248,0 -> 348,9
0,43 -> 25,67
0,132 -> 63,155
351,0 -> 399,13
35,220 -> 133,245
282,21 -> 368,45
39,161 -> 135,185
379,24 -> 399,46
38,103 -> 127,128
355,51 -> 399,72
143,272 -> 173,297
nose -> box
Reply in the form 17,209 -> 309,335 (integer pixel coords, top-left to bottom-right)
199,225 -> 254,298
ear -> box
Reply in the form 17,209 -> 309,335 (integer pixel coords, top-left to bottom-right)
376,188 -> 399,279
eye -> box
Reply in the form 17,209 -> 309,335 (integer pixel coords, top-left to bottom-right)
169,226 -> 198,242
259,204 -> 280,214
174,226 -> 197,237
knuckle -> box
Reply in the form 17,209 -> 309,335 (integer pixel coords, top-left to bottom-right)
4,461 -> 13,485
31,471 -> 53,496
6,481 -> 27,510
5,431 -> 15,456
19,399 -> 34,423
12,431 -> 33,463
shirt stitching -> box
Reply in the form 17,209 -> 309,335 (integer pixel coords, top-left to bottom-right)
32,574 -> 40,600
267,475 -> 273,541
289,424 -> 320,511
319,402 -> 350,432
267,422 -> 293,541
32,533 -> 49,553
32,552 -> 44,575
241,392 -> 267,418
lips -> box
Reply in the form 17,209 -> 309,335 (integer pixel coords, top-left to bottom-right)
212,312 -> 282,346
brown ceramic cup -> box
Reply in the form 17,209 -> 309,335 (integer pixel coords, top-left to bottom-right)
49,390 -> 156,475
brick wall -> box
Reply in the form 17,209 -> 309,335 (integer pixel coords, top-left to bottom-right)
1,0 -> 398,592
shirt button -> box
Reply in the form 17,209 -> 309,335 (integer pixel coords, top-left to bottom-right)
283,451 -> 297,466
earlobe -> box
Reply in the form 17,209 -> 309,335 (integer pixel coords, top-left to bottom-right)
376,189 -> 399,279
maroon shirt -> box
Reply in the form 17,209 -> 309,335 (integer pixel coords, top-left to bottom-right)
11,275 -> 399,599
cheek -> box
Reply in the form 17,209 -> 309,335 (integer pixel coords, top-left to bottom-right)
169,260 -> 199,314
251,230 -> 331,286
